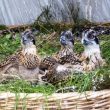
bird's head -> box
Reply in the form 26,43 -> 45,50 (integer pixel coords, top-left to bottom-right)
81,29 -> 99,46
21,29 -> 35,46
60,30 -> 74,48
21,29 -> 37,55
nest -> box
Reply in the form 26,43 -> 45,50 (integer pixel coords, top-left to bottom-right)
0,90 -> 110,110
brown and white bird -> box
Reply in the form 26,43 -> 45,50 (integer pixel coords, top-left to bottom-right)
40,30 -> 84,84
40,56 -> 82,84
0,29 -> 45,84
54,30 -> 81,65
81,29 -> 105,71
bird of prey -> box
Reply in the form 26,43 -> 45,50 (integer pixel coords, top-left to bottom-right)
39,30 -> 84,84
0,29 -> 45,84
54,30 -> 81,65
81,29 -> 106,71
40,56 -> 82,84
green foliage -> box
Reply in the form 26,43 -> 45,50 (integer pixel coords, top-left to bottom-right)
32,21 -> 73,34
0,34 -> 20,61
0,80 -> 55,94
99,35 -> 110,65
37,34 -> 60,56
99,35 -> 110,41
101,40 -> 110,64
0,25 -> 7,30
38,41 -> 60,56
74,42 -> 84,53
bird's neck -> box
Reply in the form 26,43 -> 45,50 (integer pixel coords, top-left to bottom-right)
61,45 -> 74,55
84,44 -> 100,58
22,44 -> 37,55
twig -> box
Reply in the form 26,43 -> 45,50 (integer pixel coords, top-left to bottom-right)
36,32 -> 57,48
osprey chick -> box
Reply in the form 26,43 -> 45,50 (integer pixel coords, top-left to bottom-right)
0,29 -> 45,84
54,30 -> 81,65
81,29 -> 105,71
